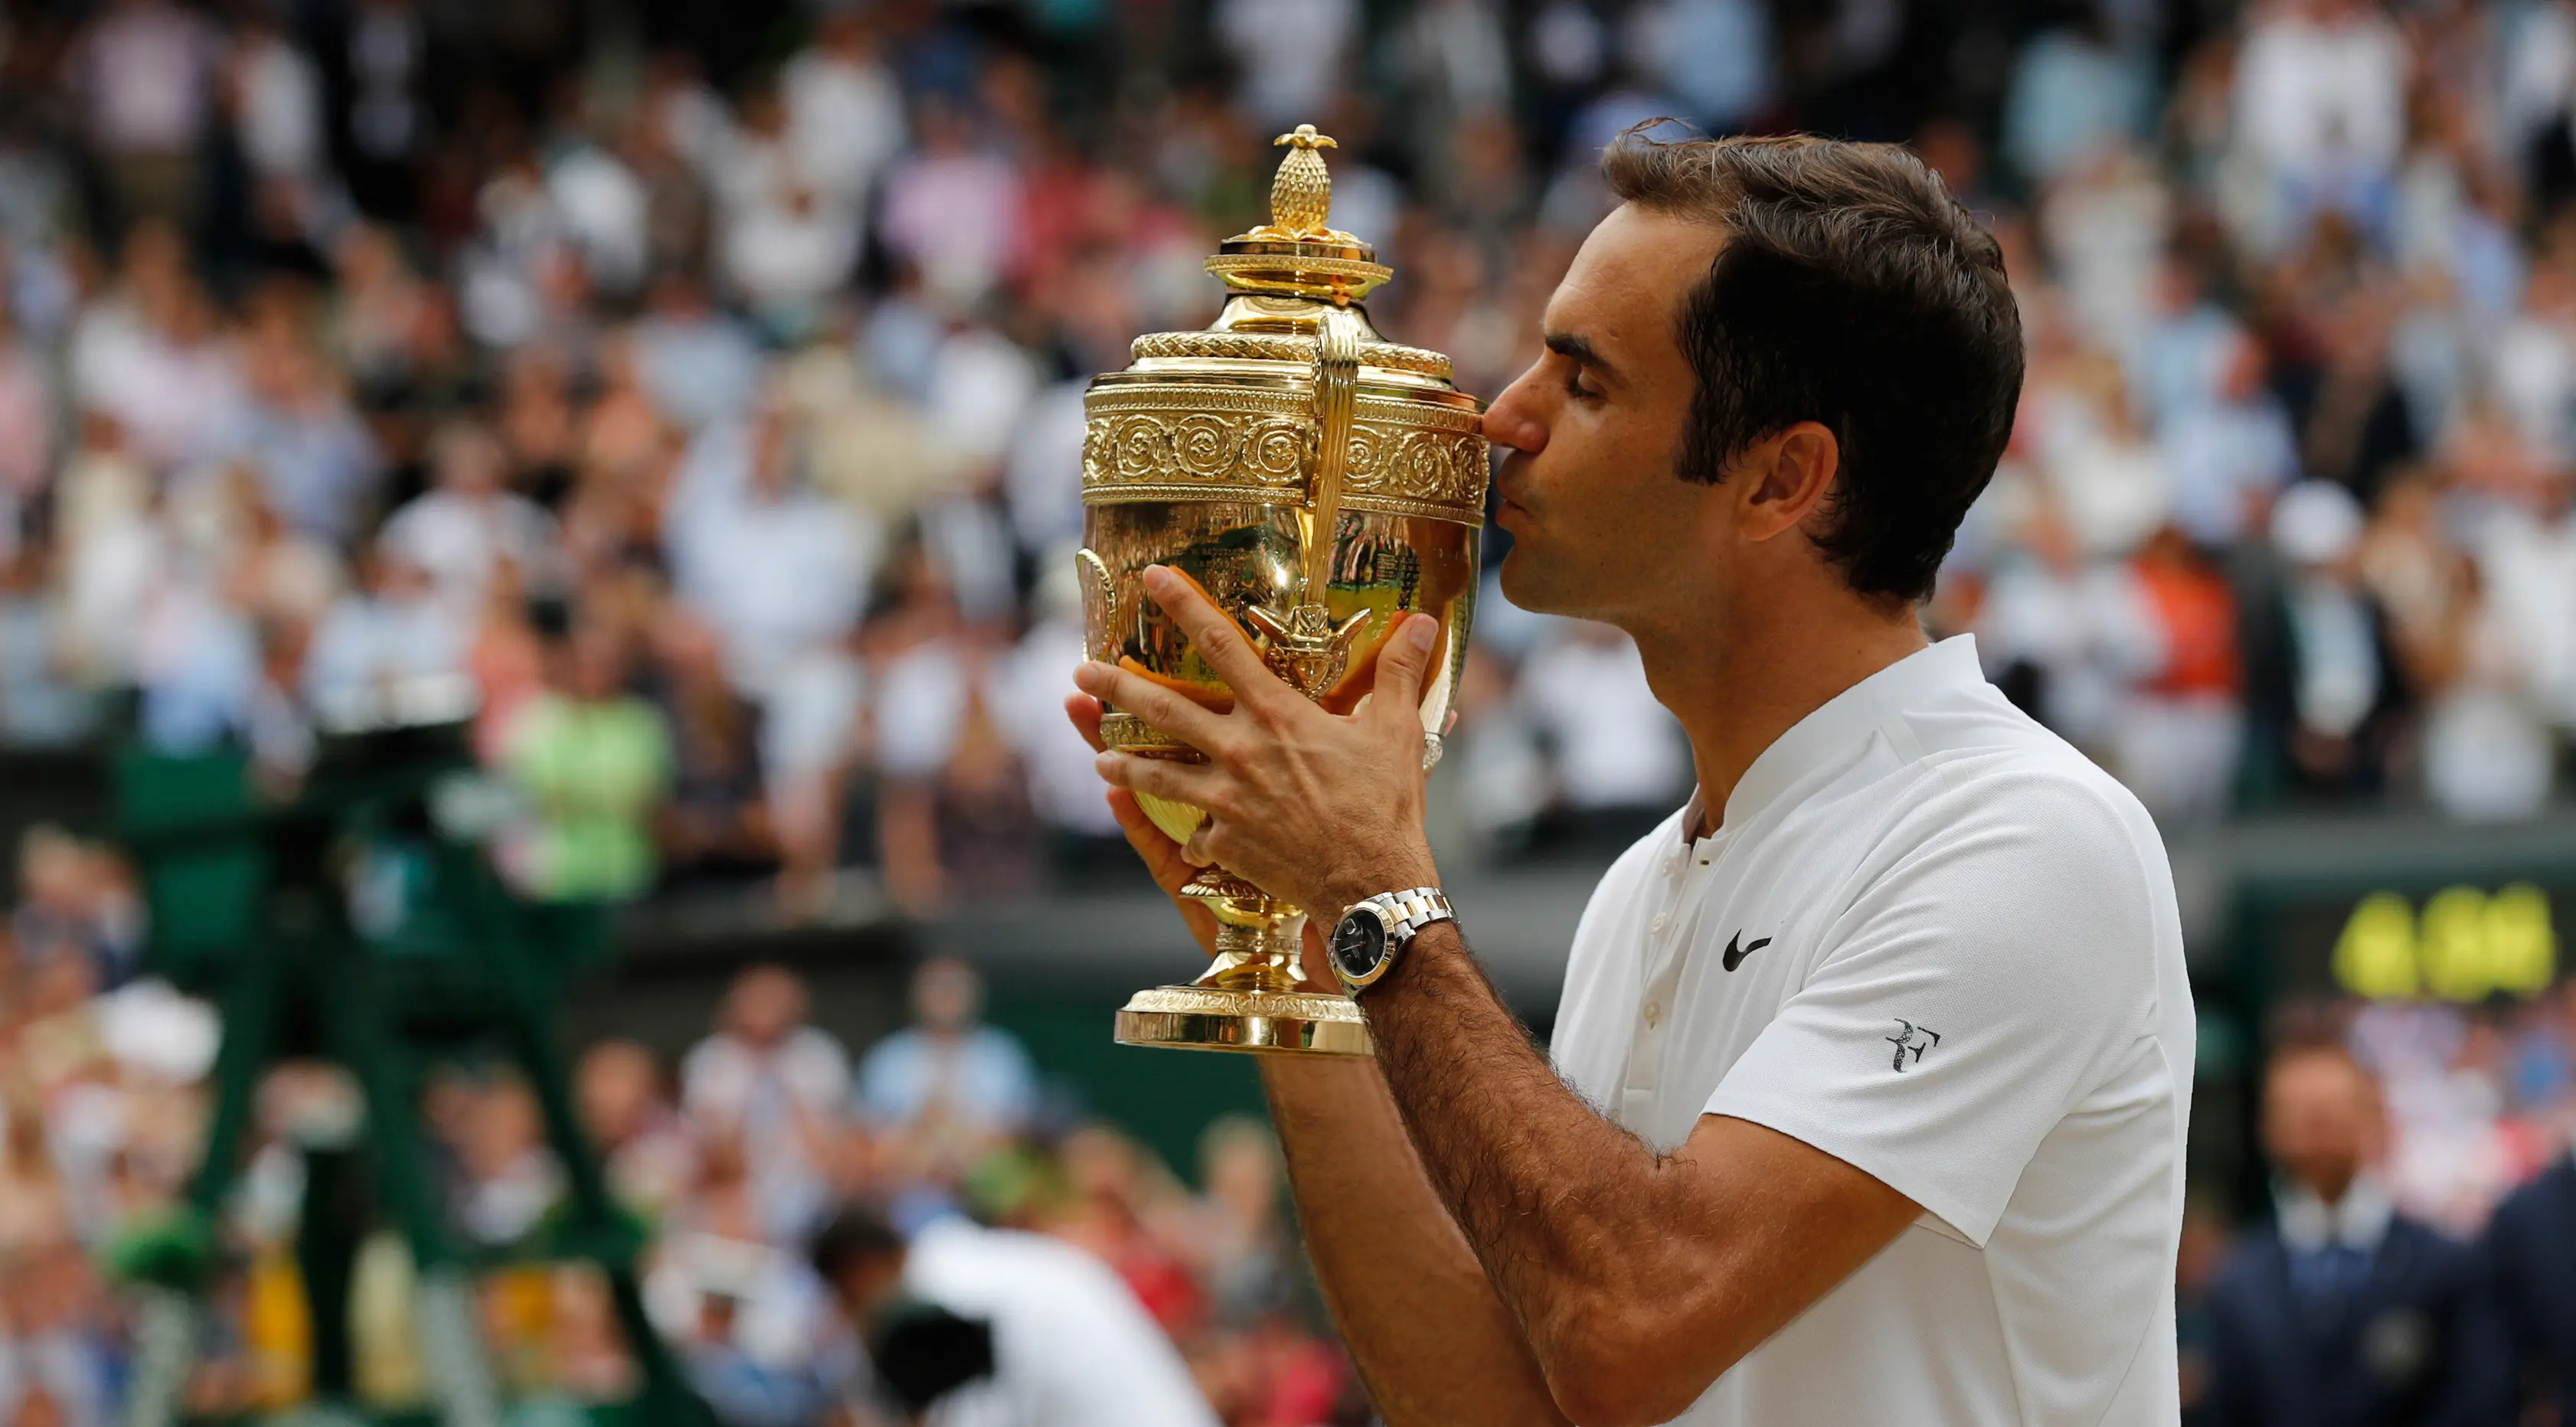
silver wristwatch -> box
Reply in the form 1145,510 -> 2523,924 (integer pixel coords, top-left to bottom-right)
1327,887 -> 1454,994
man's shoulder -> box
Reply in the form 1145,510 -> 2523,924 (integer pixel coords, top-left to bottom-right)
2492,1157 -> 2576,1241
1888,696 -> 2164,870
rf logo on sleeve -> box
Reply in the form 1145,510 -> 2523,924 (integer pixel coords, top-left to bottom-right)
1886,1020 -> 1942,1073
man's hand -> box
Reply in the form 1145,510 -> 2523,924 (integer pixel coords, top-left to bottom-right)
1071,565 -> 1444,923
1064,687 -> 1340,986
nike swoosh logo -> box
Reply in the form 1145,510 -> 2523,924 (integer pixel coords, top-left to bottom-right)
1722,932 -> 1772,972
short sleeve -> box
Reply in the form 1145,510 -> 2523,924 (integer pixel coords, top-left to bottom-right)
1704,771 -> 2163,1246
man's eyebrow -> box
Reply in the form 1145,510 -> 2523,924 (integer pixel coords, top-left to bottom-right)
1544,331 -> 1622,387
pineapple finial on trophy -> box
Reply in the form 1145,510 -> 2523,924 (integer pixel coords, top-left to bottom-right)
1268,125 -> 1339,239
1206,121 -> 1391,302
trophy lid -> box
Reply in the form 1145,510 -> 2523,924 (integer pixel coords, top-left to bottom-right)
1081,122 -> 1486,527
1204,125 -> 1395,305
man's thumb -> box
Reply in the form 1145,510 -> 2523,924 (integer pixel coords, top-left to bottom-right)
1375,613 -> 1442,720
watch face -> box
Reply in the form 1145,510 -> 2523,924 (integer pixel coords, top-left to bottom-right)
1330,911 -> 1389,982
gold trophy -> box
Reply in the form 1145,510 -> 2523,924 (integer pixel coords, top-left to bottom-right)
1082,126 -> 1486,1056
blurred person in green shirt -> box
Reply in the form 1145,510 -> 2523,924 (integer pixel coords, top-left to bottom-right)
499,609 -> 673,901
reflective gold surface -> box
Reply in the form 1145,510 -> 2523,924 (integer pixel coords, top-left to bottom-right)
1082,125 -> 1486,1056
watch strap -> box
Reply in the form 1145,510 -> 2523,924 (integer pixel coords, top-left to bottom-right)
1363,887 -> 1453,945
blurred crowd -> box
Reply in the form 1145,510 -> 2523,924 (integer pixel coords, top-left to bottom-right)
0,870 -> 1345,1424
2171,996 -> 2576,1423
5,0 -> 2576,1417
0,0 -> 2569,949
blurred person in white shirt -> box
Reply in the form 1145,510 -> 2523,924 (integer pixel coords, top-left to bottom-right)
2246,482 -> 2404,798
633,269 -> 765,432
234,315 -> 381,545
1514,619 -> 1690,838
988,556 -> 1124,855
2490,263 -> 2576,468
67,226 -> 248,474
682,965 -> 852,1214
2000,12 -> 2152,190
666,400 -> 877,909
2233,0 -> 2408,223
547,129 -> 652,298
783,9 -> 907,211
1214,0 -> 1354,130
1000,380 -> 1087,558
668,401 -> 878,694
303,541 -> 469,724
381,418 -> 559,622
867,549 -> 1037,911
810,1203 -> 1219,1427
878,101 -> 1023,312
2156,331 -> 2302,548
73,0 -> 221,230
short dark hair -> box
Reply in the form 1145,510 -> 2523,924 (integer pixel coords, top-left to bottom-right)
1601,129 -> 2024,603
809,1203 -> 905,1286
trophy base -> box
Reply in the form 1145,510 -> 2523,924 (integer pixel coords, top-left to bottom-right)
1113,984 -> 1374,1056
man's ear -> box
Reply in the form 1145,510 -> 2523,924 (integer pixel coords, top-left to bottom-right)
1736,422 -> 1840,543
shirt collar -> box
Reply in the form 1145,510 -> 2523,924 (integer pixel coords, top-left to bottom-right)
1685,635 -> 1984,838
2276,1176 -> 2395,1256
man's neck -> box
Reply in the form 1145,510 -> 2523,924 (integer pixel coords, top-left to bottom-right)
1627,583 -> 1927,841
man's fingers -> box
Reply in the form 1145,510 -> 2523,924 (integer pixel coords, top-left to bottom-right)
1096,749 -> 1228,812
1064,692 -> 1107,754
1107,790 -> 1223,958
1107,791 -> 1195,890
1140,566 -> 1296,713
1372,612 -> 1444,727
1071,660 -> 1229,754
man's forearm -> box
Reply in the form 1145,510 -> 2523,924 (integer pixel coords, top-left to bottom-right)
1260,1054 -> 1568,1427
1361,926 -> 1707,1403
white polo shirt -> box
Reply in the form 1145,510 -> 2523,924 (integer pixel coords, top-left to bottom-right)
905,1220 -> 1218,1427
1550,635 -> 2193,1426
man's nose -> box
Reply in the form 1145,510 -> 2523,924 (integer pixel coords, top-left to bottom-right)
1481,375 -> 1548,455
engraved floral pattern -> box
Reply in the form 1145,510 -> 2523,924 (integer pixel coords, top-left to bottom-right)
1172,414 -> 1237,476
1083,385 -> 1486,519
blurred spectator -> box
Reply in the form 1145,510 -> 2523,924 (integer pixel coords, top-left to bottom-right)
2485,1065 -> 2576,1422
1214,0 -> 1353,132
0,302 -> 53,506
858,958 -> 1037,1154
2233,0 -> 2408,250
682,965 -> 848,1237
2002,11 -> 2152,189
73,0 -> 221,235
2241,482 -> 2408,800
632,269 -> 764,434
303,541 -> 469,721
810,1201 -> 1220,1427
2158,332 -> 2300,550
2114,527 -> 2244,826
1510,617 -> 1692,844
577,1040 -> 698,1219
2201,1038 -> 2512,1425
496,616 -> 673,902
667,400 -> 874,913
781,11 -> 906,214
1185,1118 -> 1299,1331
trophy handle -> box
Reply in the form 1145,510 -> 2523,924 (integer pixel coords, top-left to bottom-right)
1240,304 -> 1371,700
1075,547 -> 1118,661
1301,302 -> 1364,602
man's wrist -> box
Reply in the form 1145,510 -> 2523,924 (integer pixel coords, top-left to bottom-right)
1313,857 -> 1440,925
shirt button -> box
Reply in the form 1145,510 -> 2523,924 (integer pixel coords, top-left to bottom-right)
1643,1000 -> 1664,1028
1649,914 -> 1671,935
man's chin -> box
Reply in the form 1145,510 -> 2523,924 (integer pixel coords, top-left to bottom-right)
1495,544 -> 1559,614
